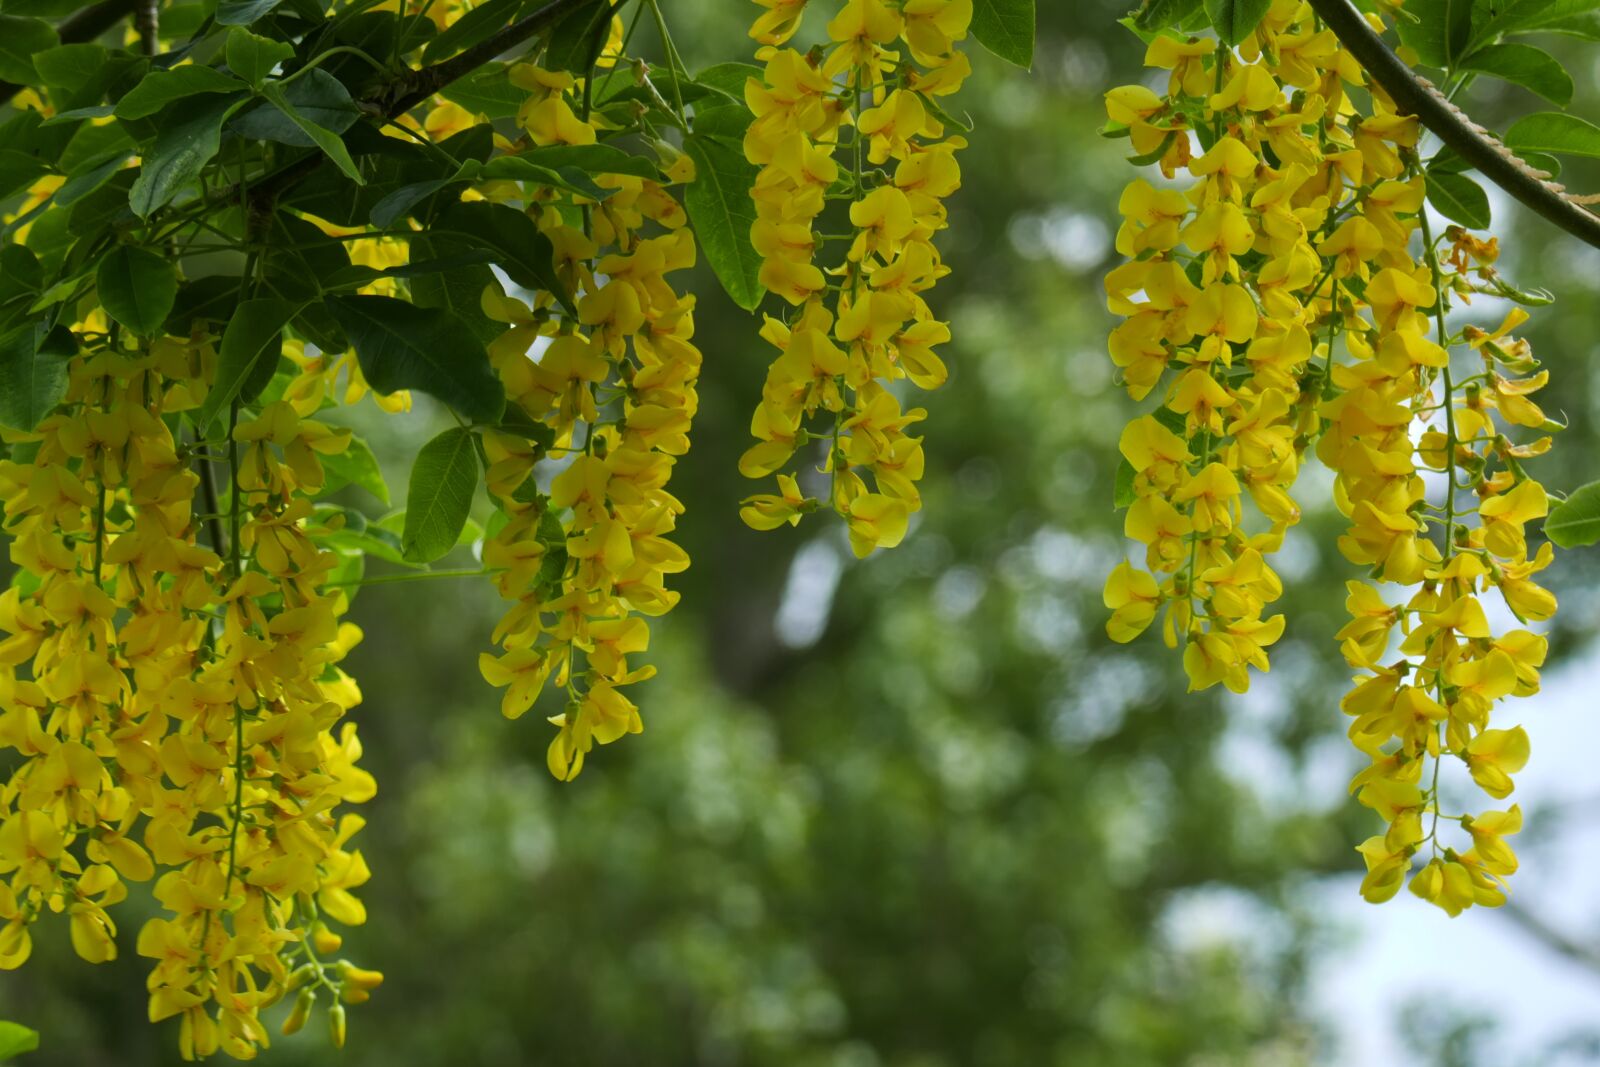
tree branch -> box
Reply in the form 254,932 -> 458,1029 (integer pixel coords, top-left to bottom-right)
134,0 -> 159,57
1308,0 -> 1600,251
386,0 -> 596,116
1502,900 -> 1600,973
0,0 -> 139,104
241,0 -> 594,208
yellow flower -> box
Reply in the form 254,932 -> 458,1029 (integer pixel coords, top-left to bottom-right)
1465,726 -> 1530,799
844,493 -> 910,557
1103,562 -> 1161,643
1478,478 -> 1548,559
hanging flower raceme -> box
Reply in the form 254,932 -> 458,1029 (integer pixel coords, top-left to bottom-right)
1102,7 -> 1560,914
472,51 -> 702,782
0,319 -> 379,1057
738,0 -> 970,557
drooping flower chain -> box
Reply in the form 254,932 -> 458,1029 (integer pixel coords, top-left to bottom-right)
472,37 -> 703,782
1100,7 -> 1557,915
738,0 -> 970,557
0,324 -> 379,1058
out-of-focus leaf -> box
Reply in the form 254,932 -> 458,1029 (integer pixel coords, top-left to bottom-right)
216,0 -> 285,25
0,16 -> 56,84
0,1022 -> 40,1061
32,43 -> 105,91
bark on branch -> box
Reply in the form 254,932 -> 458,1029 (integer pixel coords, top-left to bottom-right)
240,0 -> 595,207
1308,0 -> 1600,251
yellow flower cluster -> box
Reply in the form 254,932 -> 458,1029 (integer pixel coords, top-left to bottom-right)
0,326 -> 379,1055
739,0 -> 969,557
1101,6 -> 1557,912
473,56 -> 702,782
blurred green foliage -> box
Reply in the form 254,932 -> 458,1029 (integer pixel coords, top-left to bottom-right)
6,1 -> 1600,1064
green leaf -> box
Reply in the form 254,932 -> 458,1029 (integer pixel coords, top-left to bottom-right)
325,294 -> 506,423
1505,111 -> 1600,157
542,0 -> 611,74
422,0 -> 522,62
1394,0 -> 1474,67
1113,458 -> 1137,509
59,119 -> 134,176
0,0 -> 80,13
402,427 -> 480,563
232,68 -> 360,145
128,93 -> 243,218
1532,9 -> 1600,38
971,0 -> 1034,67
682,131 -> 764,311
476,157 -> 614,201
259,80 -> 364,183
1133,0 -> 1205,32
115,65 -> 246,121
439,62 -> 524,119
0,322 -> 73,431
513,143 -> 660,179
435,201 -> 572,312
0,1021 -> 40,1061
1202,0 -> 1272,45
1467,0 -> 1600,52
225,26 -> 294,89
196,298 -> 298,433
320,435 -> 390,504
1424,169 -> 1491,228
1153,406 -> 1186,436
32,43 -> 106,91
96,245 -> 178,336
1546,482 -> 1600,547
216,0 -> 285,24
407,234 -> 506,345
692,103 -> 752,141
322,522 -> 416,567
0,149 -> 48,200
1459,41 -> 1573,104
0,246 -> 41,294
369,178 -> 460,228
0,16 -> 56,84
694,61 -> 762,101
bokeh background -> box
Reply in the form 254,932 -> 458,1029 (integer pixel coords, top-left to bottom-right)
6,2 -> 1600,1064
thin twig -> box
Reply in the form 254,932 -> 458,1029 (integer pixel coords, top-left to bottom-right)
1502,900 -> 1600,973
1308,0 -> 1600,250
236,0 -> 594,210
134,0 -> 159,56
